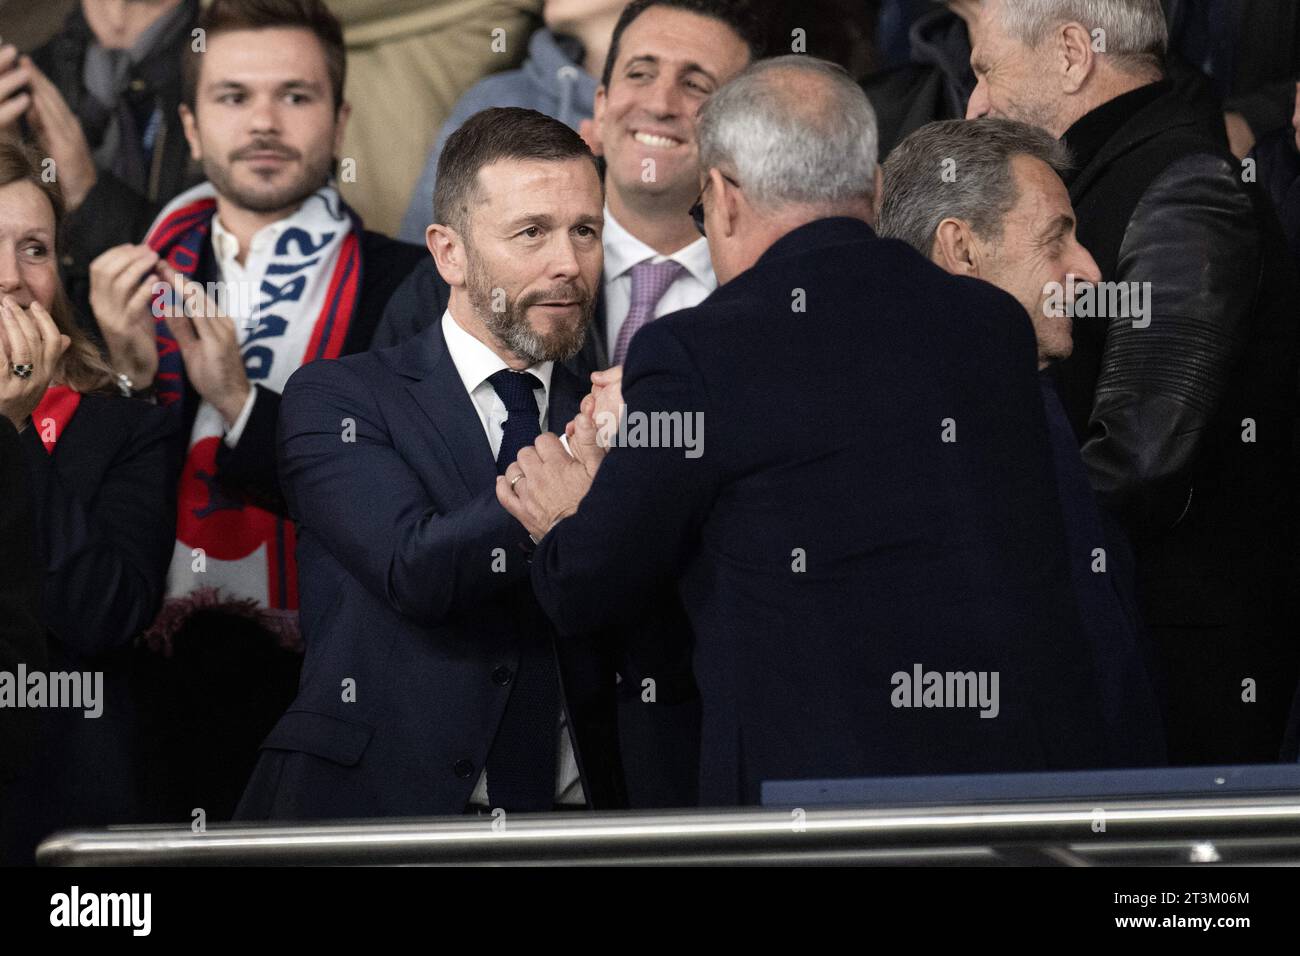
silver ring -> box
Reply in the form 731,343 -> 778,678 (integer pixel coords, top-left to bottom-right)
11,363 -> 33,379
510,473 -> 524,488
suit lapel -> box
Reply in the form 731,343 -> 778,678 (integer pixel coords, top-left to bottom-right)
400,322 -> 498,496
399,319 -> 587,493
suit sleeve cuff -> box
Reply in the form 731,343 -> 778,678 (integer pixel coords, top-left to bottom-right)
222,388 -> 258,448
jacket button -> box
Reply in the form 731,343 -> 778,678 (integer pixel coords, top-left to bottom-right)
491,666 -> 512,686
454,759 -> 474,779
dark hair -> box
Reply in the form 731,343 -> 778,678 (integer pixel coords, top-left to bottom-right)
433,107 -> 600,235
182,0 -> 346,113
600,0 -> 766,89
0,142 -> 113,394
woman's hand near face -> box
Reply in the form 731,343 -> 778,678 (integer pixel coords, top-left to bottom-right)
0,296 -> 69,430
89,243 -> 161,387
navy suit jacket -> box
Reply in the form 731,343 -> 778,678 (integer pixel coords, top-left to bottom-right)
1039,374 -> 1167,767
235,320 -> 624,820
530,217 -> 1143,806
370,257 -> 702,807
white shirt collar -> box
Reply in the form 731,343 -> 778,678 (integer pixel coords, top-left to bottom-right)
602,203 -> 714,287
440,309 -> 554,397
210,215 -> 292,267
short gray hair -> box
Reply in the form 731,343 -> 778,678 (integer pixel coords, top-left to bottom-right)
993,0 -> 1167,73
696,55 -> 878,212
878,118 -> 1072,255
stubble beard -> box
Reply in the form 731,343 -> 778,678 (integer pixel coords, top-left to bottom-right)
465,247 -> 592,363
204,140 -> 333,215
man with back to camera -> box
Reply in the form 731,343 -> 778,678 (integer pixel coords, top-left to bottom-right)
499,57 -> 1150,806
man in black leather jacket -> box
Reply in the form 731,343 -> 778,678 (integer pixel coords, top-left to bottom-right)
969,0 -> 1300,765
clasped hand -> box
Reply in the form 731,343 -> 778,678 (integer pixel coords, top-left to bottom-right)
495,366 -> 624,539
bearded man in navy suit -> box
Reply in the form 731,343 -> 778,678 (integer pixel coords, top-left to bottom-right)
237,108 -> 626,819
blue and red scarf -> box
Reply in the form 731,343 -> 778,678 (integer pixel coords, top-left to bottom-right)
143,182 -> 362,649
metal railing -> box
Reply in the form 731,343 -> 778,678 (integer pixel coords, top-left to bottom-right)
38,793 -> 1300,866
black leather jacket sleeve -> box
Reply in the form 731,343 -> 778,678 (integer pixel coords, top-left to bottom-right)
1080,152 -> 1259,534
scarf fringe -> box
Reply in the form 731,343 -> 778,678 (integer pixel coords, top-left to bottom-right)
141,587 -> 303,657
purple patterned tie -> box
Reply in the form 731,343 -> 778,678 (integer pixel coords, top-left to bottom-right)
611,259 -> 687,366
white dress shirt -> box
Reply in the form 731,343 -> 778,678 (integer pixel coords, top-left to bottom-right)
211,215 -> 291,447
442,309 -> 554,452
601,204 -> 716,358
440,310 -> 585,808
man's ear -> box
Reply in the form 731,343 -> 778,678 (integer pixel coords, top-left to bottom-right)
932,218 -> 981,277
178,103 -> 202,162
589,85 -> 608,157
870,166 -> 884,225
1058,22 -> 1096,95
711,167 -> 741,240
426,223 -> 466,288
333,101 -> 352,159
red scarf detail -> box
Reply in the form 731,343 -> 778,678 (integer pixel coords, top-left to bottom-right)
31,386 -> 82,453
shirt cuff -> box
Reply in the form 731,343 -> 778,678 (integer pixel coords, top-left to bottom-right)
222,388 -> 257,448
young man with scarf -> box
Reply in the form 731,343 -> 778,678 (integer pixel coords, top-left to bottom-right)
86,0 -> 424,822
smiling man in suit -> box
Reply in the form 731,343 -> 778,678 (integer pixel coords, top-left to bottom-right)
235,107 -> 624,819
371,0 -> 762,379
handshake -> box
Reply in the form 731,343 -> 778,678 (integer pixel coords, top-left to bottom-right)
495,366 -> 623,540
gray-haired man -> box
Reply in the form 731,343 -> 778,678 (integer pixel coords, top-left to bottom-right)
498,57 -> 1143,806
879,117 -> 1166,766
969,0 -> 1300,765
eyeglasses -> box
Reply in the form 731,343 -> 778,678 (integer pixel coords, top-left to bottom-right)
689,172 -> 740,237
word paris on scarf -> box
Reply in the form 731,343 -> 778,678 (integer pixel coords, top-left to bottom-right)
144,181 -> 362,641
